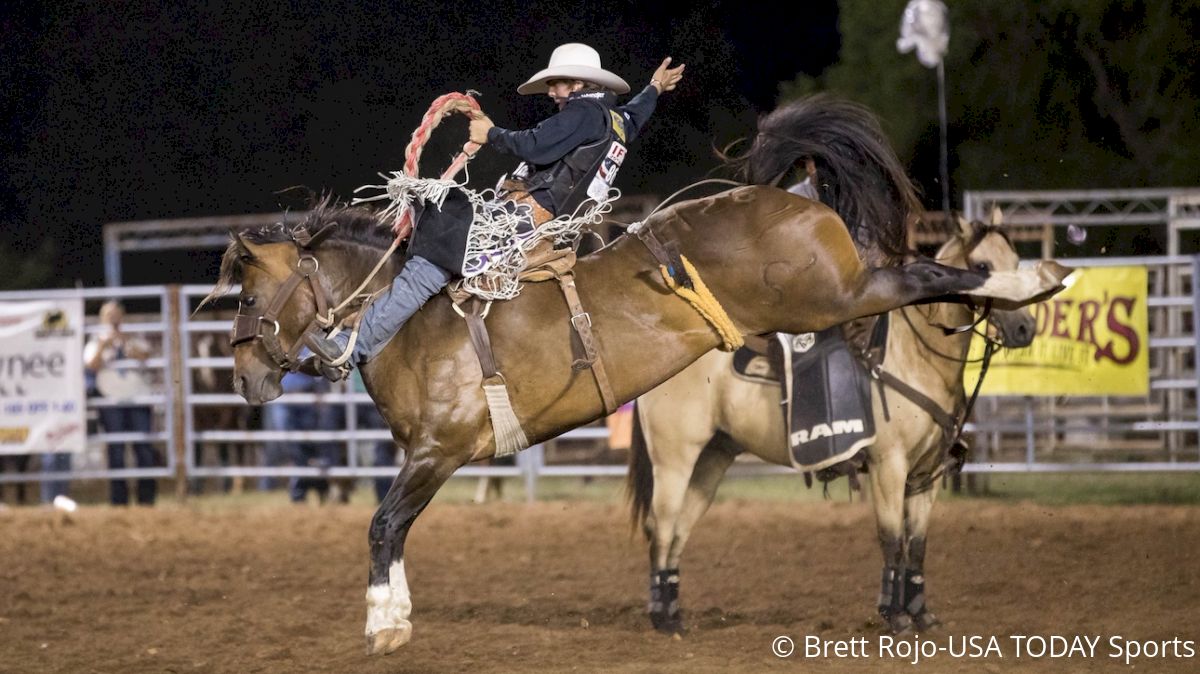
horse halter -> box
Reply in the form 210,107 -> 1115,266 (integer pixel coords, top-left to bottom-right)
927,227 -> 1003,341
229,226 -> 339,372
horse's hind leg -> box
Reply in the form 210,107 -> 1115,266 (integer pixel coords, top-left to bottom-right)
667,433 -> 739,568
646,444 -> 699,634
365,447 -> 463,656
654,433 -> 739,635
903,486 -> 941,630
848,261 -> 989,321
867,446 -> 913,634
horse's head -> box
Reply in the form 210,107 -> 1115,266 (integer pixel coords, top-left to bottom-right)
937,210 -> 1036,348
226,235 -> 322,403
203,202 -> 402,404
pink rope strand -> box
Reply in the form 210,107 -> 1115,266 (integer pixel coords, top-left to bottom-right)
393,93 -> 485,238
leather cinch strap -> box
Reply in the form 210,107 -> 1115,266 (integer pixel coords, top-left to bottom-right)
463,299 -> 499,379
458,280 -> 617,422
557,272 -> 618,416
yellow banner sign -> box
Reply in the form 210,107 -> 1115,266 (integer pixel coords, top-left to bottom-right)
963,266 -> 1149,396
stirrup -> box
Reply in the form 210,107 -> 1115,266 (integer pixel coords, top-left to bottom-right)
296,355 -> 350,382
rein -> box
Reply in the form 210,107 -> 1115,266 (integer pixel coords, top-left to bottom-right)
607,179 -> 745,231
899,303 -> 999,365
869,235 -> 1007,494
328,92 -> 487,323
234,92 -> 489,372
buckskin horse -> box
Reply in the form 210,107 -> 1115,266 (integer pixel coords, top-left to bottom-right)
628,212 -> 1034,636
209,95 -> 1069,655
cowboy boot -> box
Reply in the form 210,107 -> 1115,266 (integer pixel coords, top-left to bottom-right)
296,332 -> 352,382
298,257 -> 451,382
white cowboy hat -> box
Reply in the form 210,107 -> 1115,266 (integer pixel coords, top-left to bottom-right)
517,43 -> 630,95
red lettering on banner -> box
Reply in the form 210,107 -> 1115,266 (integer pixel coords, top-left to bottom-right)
1050,299 -> 1073,338
1028,294 -> 1141,365
1096,297 -> 1139,365
1077,300 -> 1101,347
1034,302 -> 1050,336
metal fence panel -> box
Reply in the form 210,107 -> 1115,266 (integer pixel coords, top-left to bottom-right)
3,258 -> 1198,497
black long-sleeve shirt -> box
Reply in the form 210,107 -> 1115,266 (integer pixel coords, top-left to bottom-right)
486,86 -> 660,166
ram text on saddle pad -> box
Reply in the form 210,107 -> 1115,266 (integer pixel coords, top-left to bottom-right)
777,329 -> 876,472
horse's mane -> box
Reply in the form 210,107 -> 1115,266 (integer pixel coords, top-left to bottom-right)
724,94 -> 922,267
936,220 -> 1013,264
201,197 -> 401,308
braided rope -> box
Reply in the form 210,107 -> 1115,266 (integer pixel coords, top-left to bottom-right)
659,255 -> 744,351
392,93 -> 486,237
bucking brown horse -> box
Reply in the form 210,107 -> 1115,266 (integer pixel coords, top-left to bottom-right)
209,95 -> 1069,655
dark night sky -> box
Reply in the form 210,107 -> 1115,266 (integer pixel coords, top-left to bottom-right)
1,1 -> 839,287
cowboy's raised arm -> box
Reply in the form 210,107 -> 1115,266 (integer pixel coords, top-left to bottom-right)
470,103 -> 604,165
619,57 -> 685,141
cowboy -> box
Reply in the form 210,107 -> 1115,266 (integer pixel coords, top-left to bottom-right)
303,43 -> 684,381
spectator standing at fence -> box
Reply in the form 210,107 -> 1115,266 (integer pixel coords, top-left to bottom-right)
38,451 -> 72,504
0,455 -> 34,505
84,300 -> 159,506
262,371 -> 343,503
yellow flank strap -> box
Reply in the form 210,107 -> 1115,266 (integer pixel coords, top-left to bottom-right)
659,255 -> 744,351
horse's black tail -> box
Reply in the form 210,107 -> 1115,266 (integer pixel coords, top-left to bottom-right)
626,402 -> 654,539
725,93 -> 922,267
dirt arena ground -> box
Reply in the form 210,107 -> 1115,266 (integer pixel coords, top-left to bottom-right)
1,496 -> 1197,673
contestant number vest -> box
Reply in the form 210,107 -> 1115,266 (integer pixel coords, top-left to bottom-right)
509,100 -> 628,216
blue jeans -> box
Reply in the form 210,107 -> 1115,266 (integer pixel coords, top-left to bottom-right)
99,405 -> 158,505
39,452 -> 72,503
340,256 -> 451,366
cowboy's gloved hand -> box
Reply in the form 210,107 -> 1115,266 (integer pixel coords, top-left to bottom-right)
651,57 -> 686,94
469,117 -> 494,144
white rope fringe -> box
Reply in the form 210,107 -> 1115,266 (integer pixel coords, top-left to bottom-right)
483,382 -> 529,457
352,172 -> 459,224
355,172 -> 617,301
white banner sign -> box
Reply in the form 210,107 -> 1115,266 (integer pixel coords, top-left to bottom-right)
0,300 -> 87,455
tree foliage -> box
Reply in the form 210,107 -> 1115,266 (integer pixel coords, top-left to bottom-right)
783,0 -> 1200,199
0,238 -> 56,290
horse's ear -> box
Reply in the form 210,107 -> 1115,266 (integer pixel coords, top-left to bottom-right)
956,214 -> 973,239
989,203 -> 1004,227
231,230 -> 256,258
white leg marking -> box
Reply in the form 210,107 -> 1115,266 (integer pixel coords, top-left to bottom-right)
974,270 -> 1045,302
365,560 -> 412,636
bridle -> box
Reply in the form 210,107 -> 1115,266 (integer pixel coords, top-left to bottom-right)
915,226 -> 1008,348
870,225 -> 1015,493
229,226 -> 342,372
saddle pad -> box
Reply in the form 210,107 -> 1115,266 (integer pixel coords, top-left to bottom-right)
731,346 -> 777,384
780,328 -> 876,472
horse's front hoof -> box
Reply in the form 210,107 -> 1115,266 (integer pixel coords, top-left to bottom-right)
650,611 -> 686,636
1037,260 -> 1075,285
887,612 -> 914,635
365,622 -> 412,656
912,610 -> 940,631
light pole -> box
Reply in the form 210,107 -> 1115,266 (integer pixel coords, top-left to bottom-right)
897,0 -> 951,217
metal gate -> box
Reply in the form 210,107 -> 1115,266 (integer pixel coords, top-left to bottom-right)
3,256 -> 1199,495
